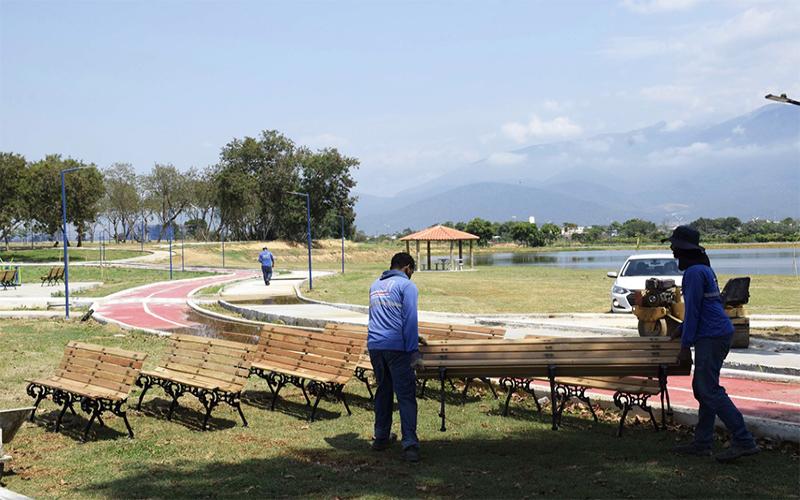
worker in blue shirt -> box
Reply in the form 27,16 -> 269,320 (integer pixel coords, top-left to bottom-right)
368,252 -> 421,462
665,226 -> 758,463
257,247 -> 275,286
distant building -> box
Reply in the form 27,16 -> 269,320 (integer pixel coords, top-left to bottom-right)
528,216 -> 536,224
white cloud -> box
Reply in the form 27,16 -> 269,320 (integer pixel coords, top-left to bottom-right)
662,120 -> 686,132
732,125 -> 745,136
299,133 -> 349,149
487,152 -> 527,166
580,138 -> 613,153
501,115 -> 583,144
620,0 -> 699,14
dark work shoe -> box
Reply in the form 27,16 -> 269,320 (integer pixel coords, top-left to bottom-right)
715,444 -> 760,463
402,445 -> 421,463
371,433 -> 397,451
672,443 -> 713,457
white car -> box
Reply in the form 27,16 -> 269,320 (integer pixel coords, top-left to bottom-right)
607,253 -> 683,313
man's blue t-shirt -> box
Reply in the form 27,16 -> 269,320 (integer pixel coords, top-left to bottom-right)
367,269 -> 419,352
680,264 -> 733,347
258,250 -> 274,267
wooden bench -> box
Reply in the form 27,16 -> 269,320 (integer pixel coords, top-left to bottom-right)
1,407 -> 36,481
417,322 -> 506,399
136,334 -> 255,430
0,269 -> 18,290
417,336 -> 690,433
40,266 -> 64,286
26,342 -> 148,440
324,321 -> 508,400
250,325 -> 366,421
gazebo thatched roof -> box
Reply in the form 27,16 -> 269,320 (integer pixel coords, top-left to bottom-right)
400,225 -> 479,242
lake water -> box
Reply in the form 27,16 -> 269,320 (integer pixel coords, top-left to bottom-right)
472,247 -> 799,275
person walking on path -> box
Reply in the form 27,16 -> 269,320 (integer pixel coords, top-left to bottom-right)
666,226 -> 759,463
257,246 -> 275,286
367,252 -> 421,462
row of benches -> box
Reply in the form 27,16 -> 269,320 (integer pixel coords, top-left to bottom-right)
0,266 -> 66,290
0,269 -> 18,290
26,321 -> 688,440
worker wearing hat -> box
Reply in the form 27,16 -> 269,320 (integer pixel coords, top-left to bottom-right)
664,225 -> 759,463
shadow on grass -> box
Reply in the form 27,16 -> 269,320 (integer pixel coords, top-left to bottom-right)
242,390 -> 343,422
136,397 -> 240,432
76,425 -> 797,499
30,409 -> 129,442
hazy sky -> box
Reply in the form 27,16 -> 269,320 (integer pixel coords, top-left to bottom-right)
2,0 -> 798,195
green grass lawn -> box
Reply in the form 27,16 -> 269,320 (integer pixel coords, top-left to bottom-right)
304,265 -> 800,315
0,248 -> 147,263
0,319 -> 797,498
19,266 -> 213,297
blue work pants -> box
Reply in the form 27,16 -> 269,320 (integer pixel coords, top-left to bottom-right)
261,265 -> 273,285
369,349 -> 419,449
692,336 -> 755,449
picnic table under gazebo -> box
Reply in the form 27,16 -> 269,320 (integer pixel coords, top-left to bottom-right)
400,225 -> 479,271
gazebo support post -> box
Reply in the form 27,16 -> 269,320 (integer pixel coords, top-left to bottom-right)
469,240 -> 474,269
427,241 -> 431,271
416,241 -> 420,269
406,241 -> 410,254
458,241 -> 463,270
449,241 -> 454,271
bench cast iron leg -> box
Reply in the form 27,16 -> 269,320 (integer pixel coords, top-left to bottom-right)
135,376 -> 153,411
548,366 -> 558,430
439,368 -> 447,432
300,382 -> 312,407
27,384 -> 48,422
271,378 -> 285,411
659,365 -> 669,429
337,385 -> 352,416
499,378 -> 516,416
53,391 -> 73,433
461,378 -> 472,404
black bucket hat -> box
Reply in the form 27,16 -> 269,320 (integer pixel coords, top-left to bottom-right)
661,225 -> 705,251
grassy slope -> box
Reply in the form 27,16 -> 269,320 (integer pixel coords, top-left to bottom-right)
19,266 -> 213,297
1,319 -> 797,498
0,248 -> 147,263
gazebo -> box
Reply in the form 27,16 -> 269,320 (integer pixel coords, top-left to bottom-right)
400,225 -> 480,271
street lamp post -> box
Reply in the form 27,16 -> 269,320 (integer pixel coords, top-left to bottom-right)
168,221 -> 174,280
60,166 -> 86,319
340,215 -> 345,274
765,93 -> 800,106
288,191 -> 313,289
181,226 -> 185,272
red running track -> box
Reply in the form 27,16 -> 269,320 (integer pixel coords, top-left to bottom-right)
95,271 -> 800,426
95,270 -> 255,333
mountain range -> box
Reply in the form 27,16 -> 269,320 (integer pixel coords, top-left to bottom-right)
355,104 -> 799,235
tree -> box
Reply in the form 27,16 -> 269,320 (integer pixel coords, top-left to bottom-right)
299,147 -> 359,239
540,223 -> 561,244
142,164 -> 192,242
102,163 -> 141,241
0,152 -> 29,250
509,222 -> 543,247
185,166 -> 219,241
620,218 -> 657,238
465,217 -> 495,246
28,155 -> 104,246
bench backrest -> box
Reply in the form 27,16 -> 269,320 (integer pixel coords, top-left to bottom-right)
161,334 -> 254,392
55,341 -> 148,396
417,337 -> 690,379
0,270 -> 10,282
55,266 -> 65,279
254,325 -> 367,379
418,321 -> 505,341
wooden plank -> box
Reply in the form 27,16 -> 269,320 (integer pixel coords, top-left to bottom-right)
66,342 -> 148,361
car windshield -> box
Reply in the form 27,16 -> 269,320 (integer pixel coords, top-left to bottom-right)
621,258 -> 682,277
